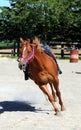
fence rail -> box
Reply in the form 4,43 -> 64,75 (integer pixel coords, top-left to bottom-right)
0,42 -> 20,57
0,42 -> 81,58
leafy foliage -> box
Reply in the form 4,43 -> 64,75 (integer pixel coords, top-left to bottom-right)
0,0 -> 81,42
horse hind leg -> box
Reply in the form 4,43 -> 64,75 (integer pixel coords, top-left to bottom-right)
39,85 -> 60,114
49,83 -> 57,102
53,77 -> 65,111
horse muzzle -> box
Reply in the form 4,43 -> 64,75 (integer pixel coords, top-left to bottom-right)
18,62 -> 27,72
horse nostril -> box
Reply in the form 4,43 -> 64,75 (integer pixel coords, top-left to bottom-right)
22,64 -> 25,67
18,63 -> 22,70
22,64 -> 26,71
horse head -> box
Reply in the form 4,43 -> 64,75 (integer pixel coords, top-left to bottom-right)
18,37 -> 34,71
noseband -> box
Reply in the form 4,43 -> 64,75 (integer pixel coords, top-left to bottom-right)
19,46 -> 34,63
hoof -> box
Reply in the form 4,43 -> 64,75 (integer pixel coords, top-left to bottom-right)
55,111 -> 61,116
54,109 -> 60,115
61,106 -> 65,111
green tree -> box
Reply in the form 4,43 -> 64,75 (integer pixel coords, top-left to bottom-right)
0,0 -> 81,42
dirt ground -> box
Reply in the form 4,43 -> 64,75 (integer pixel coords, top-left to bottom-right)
0,57 -> 81,130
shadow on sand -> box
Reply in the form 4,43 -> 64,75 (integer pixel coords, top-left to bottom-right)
0,101 -> 36,114
75,72 -> 81,74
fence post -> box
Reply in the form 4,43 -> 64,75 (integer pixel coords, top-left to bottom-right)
17,42 -> 20,57
61,44 -> 64,58
13,41 -> 16,56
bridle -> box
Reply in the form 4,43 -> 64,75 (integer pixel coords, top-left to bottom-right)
18,46 -> 35,63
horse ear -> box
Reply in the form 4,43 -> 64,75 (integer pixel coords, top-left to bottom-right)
20,37 -> 24,44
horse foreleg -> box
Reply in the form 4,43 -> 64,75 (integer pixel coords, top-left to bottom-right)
53,77 -> 65,111
39,85 -> 60,114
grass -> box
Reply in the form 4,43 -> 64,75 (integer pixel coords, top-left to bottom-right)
56,56 -> 70,60
10,56 -> 18,59
0,42 -> 17,49
0,42 -> 13,49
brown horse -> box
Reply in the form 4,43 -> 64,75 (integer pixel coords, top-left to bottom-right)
18,37 -> 65,115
